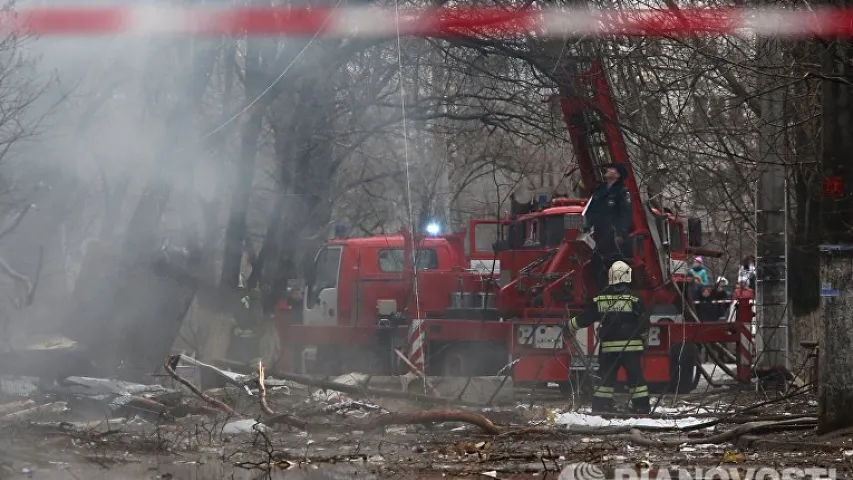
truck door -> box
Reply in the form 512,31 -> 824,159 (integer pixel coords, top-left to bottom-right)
304,246 -> 343,326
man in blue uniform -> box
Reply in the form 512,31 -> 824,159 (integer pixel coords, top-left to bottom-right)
568,261 -> 651,414
583,163 -> 634,288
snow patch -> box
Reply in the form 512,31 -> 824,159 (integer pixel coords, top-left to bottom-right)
222,419 -> 268,434
556,411 -> 712,428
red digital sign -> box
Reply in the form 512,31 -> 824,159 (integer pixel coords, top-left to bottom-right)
823,176 -> 845,197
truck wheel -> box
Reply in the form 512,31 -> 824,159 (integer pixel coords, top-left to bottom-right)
436,342 -> 506,377
442,349 -> 467,376
439,344 -> 479,376
669,343 -> 699,394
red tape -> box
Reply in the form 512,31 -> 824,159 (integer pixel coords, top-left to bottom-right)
2,6 -> 853,37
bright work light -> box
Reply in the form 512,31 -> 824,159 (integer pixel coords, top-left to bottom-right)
425,222 -> 440,236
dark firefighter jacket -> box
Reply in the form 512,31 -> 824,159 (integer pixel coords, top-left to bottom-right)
568,284 -> 649,353
584,180 -> 633,254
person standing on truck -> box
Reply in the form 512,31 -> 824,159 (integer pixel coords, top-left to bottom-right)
567,261 -> 651,414
583,163 -> 634,288
686,256 -> 710,301
687,257 -> 710,285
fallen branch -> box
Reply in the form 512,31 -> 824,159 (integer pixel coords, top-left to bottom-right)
257,361 -> 275,416
164,355 -> 237,416
627,417 -> 818,447
358,410 -> 503,435
164,356 -> 314,430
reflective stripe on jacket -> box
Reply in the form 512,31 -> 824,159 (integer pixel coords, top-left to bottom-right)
569,285 -> 648,343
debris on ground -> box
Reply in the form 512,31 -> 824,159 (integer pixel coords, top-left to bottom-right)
0,355 -> 847,478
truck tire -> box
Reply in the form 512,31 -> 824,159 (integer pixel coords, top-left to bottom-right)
435,342 -> 506,377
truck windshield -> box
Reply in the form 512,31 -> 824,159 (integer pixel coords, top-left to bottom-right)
540,216 -> 566,247
539,214 -> 584,248
378,248 -> 439,272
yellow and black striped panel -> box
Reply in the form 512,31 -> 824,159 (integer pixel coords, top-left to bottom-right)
593,294 -> 638,313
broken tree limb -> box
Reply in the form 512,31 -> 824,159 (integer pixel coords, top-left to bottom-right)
627,417 -> 818,447
164,355 -> 237,416
165,355 -> 303,427
357,410 -> 503,435
250,361 -> 313,431
257,361 -> 275,416
164,356 -> 316,430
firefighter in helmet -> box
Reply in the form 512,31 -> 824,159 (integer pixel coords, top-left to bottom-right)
583,163 -> 634,288
567,260 -> 651,414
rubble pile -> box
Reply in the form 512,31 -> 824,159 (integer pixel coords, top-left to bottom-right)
0,354 -> 847,479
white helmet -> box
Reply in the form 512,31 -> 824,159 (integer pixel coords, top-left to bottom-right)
608,261 -> 632,286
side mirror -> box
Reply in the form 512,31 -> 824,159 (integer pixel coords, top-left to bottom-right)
687,218 -> 702,247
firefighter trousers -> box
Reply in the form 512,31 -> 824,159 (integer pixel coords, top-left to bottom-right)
592,345 -> 650,414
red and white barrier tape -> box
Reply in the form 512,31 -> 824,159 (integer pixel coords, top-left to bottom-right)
407,318 -> 426,372
693,298 -> 756,304
2,6 -> 853,37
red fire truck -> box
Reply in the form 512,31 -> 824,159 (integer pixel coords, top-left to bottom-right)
273,59 -> 754,395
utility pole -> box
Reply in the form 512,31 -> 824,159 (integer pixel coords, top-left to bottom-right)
817,33 -> 853,433
755,36 -> 789,377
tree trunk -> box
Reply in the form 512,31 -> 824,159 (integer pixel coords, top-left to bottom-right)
219,107 -> 265,289
65,42 -> 218,379
818,37 -> 853,433
219,37 -> 268,290
818,249 -> 853,432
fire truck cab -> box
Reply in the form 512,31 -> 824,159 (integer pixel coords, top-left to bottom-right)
303,234 -> 465,328
286,230 -> 505,375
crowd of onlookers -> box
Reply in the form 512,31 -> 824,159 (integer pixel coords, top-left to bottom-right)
688,255 -> 756,322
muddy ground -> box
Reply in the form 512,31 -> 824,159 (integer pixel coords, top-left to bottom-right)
0,380 -> 853,479
0,362 -> 850,480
